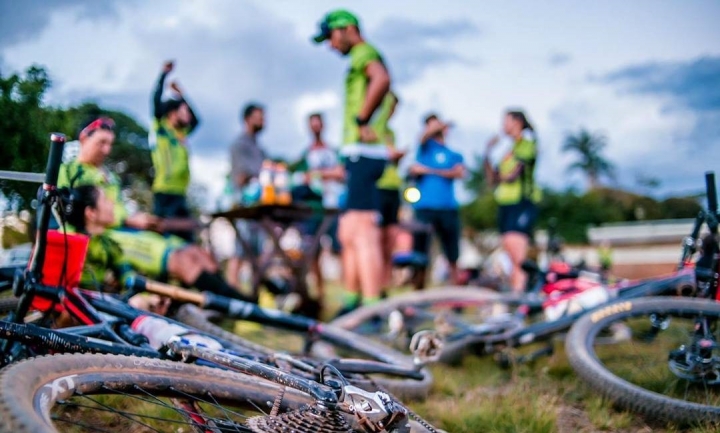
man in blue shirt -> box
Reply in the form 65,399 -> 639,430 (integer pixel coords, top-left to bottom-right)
408,114 -> 465,287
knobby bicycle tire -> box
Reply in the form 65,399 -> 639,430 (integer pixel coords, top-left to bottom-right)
0,353 -> 312,433
566,297 -> 720,425
175,303 -> 434,401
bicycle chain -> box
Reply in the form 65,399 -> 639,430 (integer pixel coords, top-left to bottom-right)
246,403 -> 353,433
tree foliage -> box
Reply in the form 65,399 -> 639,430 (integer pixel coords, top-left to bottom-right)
0,66 -> 151,209
562,129 -> 615,188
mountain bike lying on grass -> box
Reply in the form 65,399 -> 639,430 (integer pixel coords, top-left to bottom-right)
331,196 -> 703,366
565,172 -> 720,426
0,133 -> 440,433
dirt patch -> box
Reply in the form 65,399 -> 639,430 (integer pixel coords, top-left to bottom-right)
556,405 -> 596,433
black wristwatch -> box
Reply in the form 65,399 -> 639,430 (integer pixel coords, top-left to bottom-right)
355,116 -> 369,126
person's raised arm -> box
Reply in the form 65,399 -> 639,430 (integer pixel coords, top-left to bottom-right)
420,122 -> 446,145
484,135 -> 500,187
153,61 -> 173,120
170,81 -> 200,133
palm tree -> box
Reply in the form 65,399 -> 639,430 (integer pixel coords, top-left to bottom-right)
562,129 -> 615,189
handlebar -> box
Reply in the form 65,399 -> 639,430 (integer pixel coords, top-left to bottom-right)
28,133 -> 66,277
705,172 -> 719,235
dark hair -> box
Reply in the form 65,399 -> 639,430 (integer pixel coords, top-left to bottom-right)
162,98 -> 186,117
63,185 -> 100,233
507,110 -> 534,132
424,113 -> 439,125
308,112 -> 323,121
242,103 -> 264,121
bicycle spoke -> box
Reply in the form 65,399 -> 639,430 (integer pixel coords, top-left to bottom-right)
56,401 -> 202,427
206,391 -> 246,433
52,416 -> 115,433
72,393 -> 164,433
171,387 -> 252,420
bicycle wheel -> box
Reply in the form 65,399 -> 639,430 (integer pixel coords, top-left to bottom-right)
0,353 -> 315,433
566,297 -> 720,425
330,287 -> 524,365
175,304 -> 434,401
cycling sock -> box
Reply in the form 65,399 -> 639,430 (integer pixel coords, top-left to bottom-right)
193,271 -> 251,302
362,295 -> 381,306
342,291 -> 361,307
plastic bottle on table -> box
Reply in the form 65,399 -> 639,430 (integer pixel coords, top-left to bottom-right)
274,162 -> 292,205
259,160 -> 276,205
243,177 -> 261,205
131,315 -> 223,350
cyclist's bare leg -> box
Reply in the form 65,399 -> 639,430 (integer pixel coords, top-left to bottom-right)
351,212 -> 383,301
381,224 -> 399,289
502,232 -> 529,293
225,256 -> 242,288
339,214 -> 360,299
167,247 -> 247,300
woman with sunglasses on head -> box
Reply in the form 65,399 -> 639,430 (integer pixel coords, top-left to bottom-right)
484,110 -> 541,294
57,117 -> 249,302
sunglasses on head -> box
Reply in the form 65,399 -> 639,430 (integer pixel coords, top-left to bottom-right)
79,117 -> 115,139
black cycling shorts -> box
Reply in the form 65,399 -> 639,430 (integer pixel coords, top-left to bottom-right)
498,199 -> 538,237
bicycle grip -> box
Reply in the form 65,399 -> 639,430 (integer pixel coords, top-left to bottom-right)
44,133 -> 66,187
705,171 -> 717,214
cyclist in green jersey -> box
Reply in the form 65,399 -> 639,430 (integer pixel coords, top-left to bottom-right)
63,184 -> 170,314
58,117 -> 247,301
313,9 -> 392,316
150,60 -> 199,242
484,110 -> 540,293
374,92 -> 406,292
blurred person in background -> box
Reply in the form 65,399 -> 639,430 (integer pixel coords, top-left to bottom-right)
226,103 -> 267,289
374,92 -> 406,295
484,110 -> 540,293
291,112 -> 344,301
149,60 -> 200,242
408,113 -> 465,288
313,9 -> 391,316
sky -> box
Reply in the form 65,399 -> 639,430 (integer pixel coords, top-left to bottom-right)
1,0 -> 719,208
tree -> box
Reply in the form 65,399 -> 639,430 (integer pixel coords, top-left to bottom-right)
0,66 -> 62,208
0,66 -> 151,210
562,129 -> 615,189
464,154 -> 487,194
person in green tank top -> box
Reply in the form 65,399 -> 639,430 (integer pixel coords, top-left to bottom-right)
484,110 -> 540,293
313,9 -> 392,316
149,60 -> 200,242
374,92 -> 406,292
